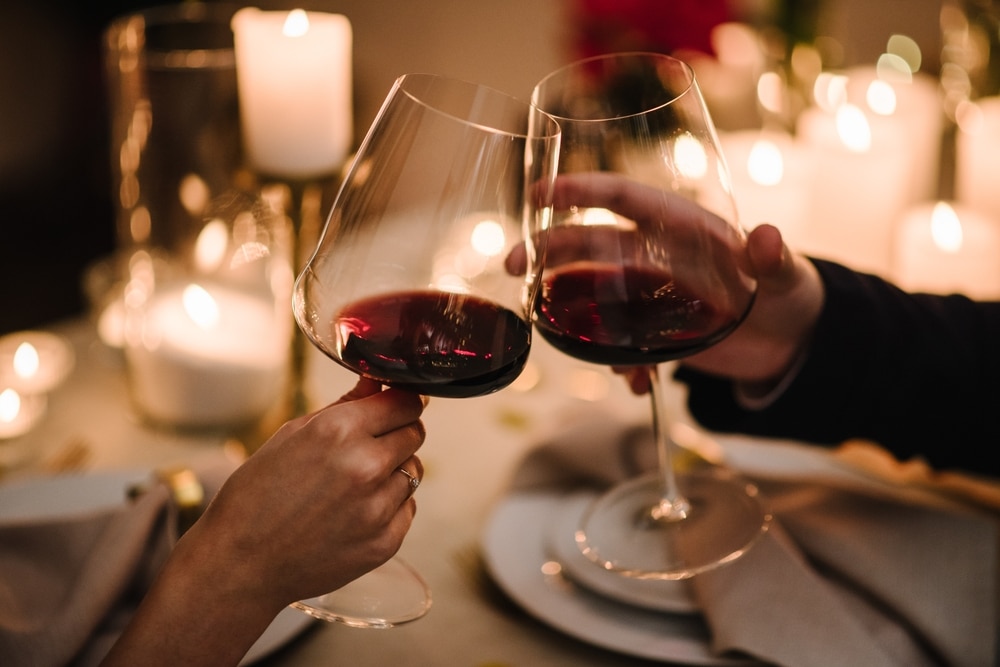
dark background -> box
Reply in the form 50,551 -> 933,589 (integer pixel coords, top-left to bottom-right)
0,1 -> 186,335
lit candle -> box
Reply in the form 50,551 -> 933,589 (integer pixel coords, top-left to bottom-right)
0,331 -> 74,395
955,96 -> 1000,223
892,201 -> 1000,299
0,388 -> 46,439
796,101 -> 911,276
231,8 -> 352,179
843,67 -> 943,205
719,130 -> 814,251
125,282 -> 289,428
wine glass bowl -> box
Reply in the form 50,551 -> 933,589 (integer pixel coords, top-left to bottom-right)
295,73 -> 560,400
291,73 -> 560,625
531,52 -> 770,579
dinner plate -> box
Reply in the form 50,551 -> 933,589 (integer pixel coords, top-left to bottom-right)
482,490 -> 756,665
0,470 -> 314,665
546,490 -> 698,613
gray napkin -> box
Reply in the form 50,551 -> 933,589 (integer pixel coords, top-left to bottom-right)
0,461 -> 235,667
509,410 -> 998,667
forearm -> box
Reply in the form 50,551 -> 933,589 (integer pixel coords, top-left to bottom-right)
101,520 -> 284,667
677,259 -> 1000,474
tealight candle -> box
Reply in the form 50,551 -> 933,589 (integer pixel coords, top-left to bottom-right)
892,201 -> 1000,299
125,281 -> 289,428
232,8 -> 353,179
0,388 -> 46,439
0,331 -> 74,395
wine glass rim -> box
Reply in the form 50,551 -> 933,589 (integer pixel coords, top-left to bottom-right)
531,51 -> 697,123
394,72 -> 561,141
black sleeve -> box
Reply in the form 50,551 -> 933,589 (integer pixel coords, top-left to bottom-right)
674,259 -> 1000,476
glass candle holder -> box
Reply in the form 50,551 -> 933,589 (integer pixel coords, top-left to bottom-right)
122,190 -> 293,433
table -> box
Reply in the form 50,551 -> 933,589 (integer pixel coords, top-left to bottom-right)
3,316 -> 709,666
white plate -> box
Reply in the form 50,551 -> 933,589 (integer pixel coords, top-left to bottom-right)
547,490 -> 698,613
482,490 -> 756,665
0,470 -> 313,665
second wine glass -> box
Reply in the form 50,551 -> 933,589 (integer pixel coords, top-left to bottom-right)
531,52 -> 771,580
292,73 -> 560,625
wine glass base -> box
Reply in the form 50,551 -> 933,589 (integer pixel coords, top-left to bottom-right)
578,468 -> 771,580
290,557 -> 432,628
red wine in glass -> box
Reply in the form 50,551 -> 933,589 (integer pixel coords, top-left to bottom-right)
534,263 -> 747,366
329,290 -> 532,398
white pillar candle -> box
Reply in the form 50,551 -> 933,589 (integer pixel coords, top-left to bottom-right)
796,103 -> 911,276
892,201 -> 1000,299
719,130 -> 815,251
0,331 -> 74,396
232,8 -> 352,179
843,67 -> 944,205
125,282 -> 288,428
956,96 -> 1000,223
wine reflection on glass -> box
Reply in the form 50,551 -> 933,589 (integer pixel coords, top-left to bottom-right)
292,73 -> 560,626
530,52 -> 772,580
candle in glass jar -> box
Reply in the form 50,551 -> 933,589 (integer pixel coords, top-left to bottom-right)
231,7 -> 352,179
0,331 -> 74,395
126,282 -> 288,428
892,201 -> 1000,299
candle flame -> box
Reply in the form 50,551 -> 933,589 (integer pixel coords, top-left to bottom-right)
756,71 -> 784,115
866,80 -> 897,116
747,139 -> 784,186
673,132 -> 708,179
13,343 -> 39,380
183,284 -> 221,330
470,219 -> 506,257
835,104 -> 872,153
0,388 -> 20,422
194,219 -> 230,273
283,9 -> 310,37
930,202 -> 964,253
813,73 -> 848,113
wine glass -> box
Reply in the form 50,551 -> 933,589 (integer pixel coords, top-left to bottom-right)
292,73 -> 560,626
530,52 -> 771,579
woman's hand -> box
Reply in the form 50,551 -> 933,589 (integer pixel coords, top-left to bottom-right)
102,378 -> 427,666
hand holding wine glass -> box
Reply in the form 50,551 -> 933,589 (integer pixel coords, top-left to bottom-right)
545,177 -> 826,392
292,73 -> 560,625
530,52 -> 771,579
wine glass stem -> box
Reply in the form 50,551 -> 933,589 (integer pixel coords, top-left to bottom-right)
648,364 -> 692,522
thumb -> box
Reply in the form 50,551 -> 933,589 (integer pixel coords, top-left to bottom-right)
747,224 -> 798,293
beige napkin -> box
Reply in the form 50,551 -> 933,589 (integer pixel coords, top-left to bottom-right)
0,461 -> 236,667
509,410 -> 999,667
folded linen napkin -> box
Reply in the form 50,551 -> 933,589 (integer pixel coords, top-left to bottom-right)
0,460 -> 236,667
508,410 -> 999,667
